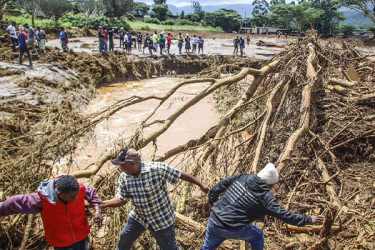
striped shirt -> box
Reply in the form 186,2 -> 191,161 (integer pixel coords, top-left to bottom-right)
116,161 -> 181,231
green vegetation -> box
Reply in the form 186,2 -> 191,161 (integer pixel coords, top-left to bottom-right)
204,9 -> 242,32
146,17 -> 161,24
129,20 -> 222,32
339,24 -> 356,37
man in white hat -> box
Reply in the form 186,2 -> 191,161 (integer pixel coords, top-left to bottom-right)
201,163 -> 324,250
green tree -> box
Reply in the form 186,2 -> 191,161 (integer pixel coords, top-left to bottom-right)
76,0 -> 104,34
102,0 -> 133,18
132,2 -> 149,17
152,4 -> 168,21
180,10 -> 184,19
252,0 -> 269,16
0,0 -> 12,20
192,1 -> 204,20
204,8 -> 242,32
39,0 -> 72,27
340,0 -> 375,24
340,24 -> 356,37
154,0 -> 166,4
16,0 -> 40,27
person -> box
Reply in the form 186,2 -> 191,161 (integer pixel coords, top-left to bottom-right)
233,36 -> 239,55
239,36 -> 245,57
98,26 -> 104,52
137,32 -> 143,51
0,175 -> 103,249
59,27 -> 69,52
103,27 -> 108,52
152,30 -> 158,51
198,35 -> 204,54
246,35 -> 250,46
201,163 -> 324,250
17,25 -> 32,67
24,23 -> 37,53
132,35 -> 136,49
124,32 -> 129,52
108,27 -> 114,52
100,148 -> 210,250
177,32 -> 184,54
127,32 -> 132,53
166,32 -> 173,54
192,34 -> 198,54
36,26 -> 48,55
277,31 -> 281,39
285,31 -> 288,39
119,27 -> 125,49
185,34 -> 191,54
6,21 -> 18,51
159,31 -> 166,55
266,28 -> 269,36
144,33 -> 153,55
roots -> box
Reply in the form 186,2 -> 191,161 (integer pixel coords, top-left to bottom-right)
1,30 -> 375,249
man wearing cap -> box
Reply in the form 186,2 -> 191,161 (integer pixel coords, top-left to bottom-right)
100,148 -> 210,250
201,163 -> 324,250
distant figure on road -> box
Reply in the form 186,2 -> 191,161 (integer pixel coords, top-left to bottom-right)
185,34 -> 191,54
6,21 -> 18,51
177,32 -> 184,54
239,36 -> 245,57
98,26 -> 104,52
119,27 -> 125,49
137,32 -> 143,51
36,26 -> 48,55
167,32 -> 173,54
277,31 -> 281,39
233,36 -> 239,55
246,35 -> 250,46
60,27 -> 69,52
192,34 -> 198,54
24,23 -> 37,53
201,163 -> 324,250
152,30 -> 159,51
108,27 -> 114,52
17,25 -> 32,67
198,35 -> 204,54
159,31 -> 166,55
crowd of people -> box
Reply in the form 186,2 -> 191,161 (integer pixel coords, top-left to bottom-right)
0,147 -> 324,250
6,21 -> 70,68
98,27 -> 206,56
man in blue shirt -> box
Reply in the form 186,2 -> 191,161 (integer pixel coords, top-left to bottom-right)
18,25 -> 32,67
24,23 -> 37,53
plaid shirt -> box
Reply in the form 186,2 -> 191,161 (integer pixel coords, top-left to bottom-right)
116,161 -> 182,231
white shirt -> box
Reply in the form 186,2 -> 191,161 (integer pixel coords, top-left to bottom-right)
7,25 -> 17,38
192,37 -> 198,45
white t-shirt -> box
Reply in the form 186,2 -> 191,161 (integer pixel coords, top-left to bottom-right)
192,37 -> 198,45
7,25 -> 17,38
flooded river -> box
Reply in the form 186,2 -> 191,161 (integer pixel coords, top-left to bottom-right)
62,77 -> 220,174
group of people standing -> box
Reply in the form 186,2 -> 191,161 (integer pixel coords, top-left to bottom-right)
6,21 -> 70,68
99,27 -> 205,56
0,147 -> 324,250
233,35 -> 250,57
6,21 -> 49,67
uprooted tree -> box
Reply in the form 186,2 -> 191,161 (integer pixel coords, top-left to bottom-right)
1,31 -> 375,249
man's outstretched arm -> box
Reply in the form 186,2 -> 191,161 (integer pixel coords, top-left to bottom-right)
180,171 -> 210,193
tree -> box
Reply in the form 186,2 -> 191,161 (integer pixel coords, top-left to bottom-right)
16,0 -> 40,27
252,0 -> 269,16
76,0 -> 104,34
0,0 -> 12,20
204,9 -> 242,32
39,0 -> 72,27
180,10 -> 184,19
132,2 -> 149,17
154,0 -> 166,4
340,24 -> 356,37
340,0 -> 375,24
102,0 -> 133,18
192,1 -> 204,20
152,4 -> 168,21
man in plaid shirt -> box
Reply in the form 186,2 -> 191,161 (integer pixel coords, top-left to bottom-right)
100,148 -> 210,250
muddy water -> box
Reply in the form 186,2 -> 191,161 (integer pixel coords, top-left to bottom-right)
63,77 -> 220,174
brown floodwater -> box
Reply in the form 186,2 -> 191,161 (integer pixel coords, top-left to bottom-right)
57,77 -> 220,175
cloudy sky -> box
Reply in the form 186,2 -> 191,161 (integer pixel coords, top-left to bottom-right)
142,0 -> 295,7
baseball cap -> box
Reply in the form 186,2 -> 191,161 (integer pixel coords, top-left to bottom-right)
111,148 -> 141,165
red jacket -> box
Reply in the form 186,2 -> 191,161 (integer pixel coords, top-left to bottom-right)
38,183 -> 90,247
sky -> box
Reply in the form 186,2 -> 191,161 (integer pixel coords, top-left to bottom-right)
141,0 -> 295,7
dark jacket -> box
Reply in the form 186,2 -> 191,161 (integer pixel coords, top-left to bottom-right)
208,174 -> 312,229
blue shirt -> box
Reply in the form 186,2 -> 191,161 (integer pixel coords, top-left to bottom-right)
18,33 -> 27,48
28,27 -> 36,39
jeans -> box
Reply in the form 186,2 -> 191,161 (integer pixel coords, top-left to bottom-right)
201,218 -> 264,250
54,237 -> 89,250
117,217 -> 178,250
19,47 -> 32,66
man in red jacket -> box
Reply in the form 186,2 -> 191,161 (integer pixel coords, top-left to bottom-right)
0,175 -> 103,250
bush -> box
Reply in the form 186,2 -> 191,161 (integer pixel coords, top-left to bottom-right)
126,14 -> 136,22
140,25 -> 151,30
177,19 -> 195,26
146,17 -> 161,24
162,20 -> 175,25
340,24 -> 356,37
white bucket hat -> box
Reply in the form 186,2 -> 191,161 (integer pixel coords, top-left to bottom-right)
257,163 -> 279,185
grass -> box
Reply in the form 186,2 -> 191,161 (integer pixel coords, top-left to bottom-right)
128,20 -> 223,33
4,14 -> 75,30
